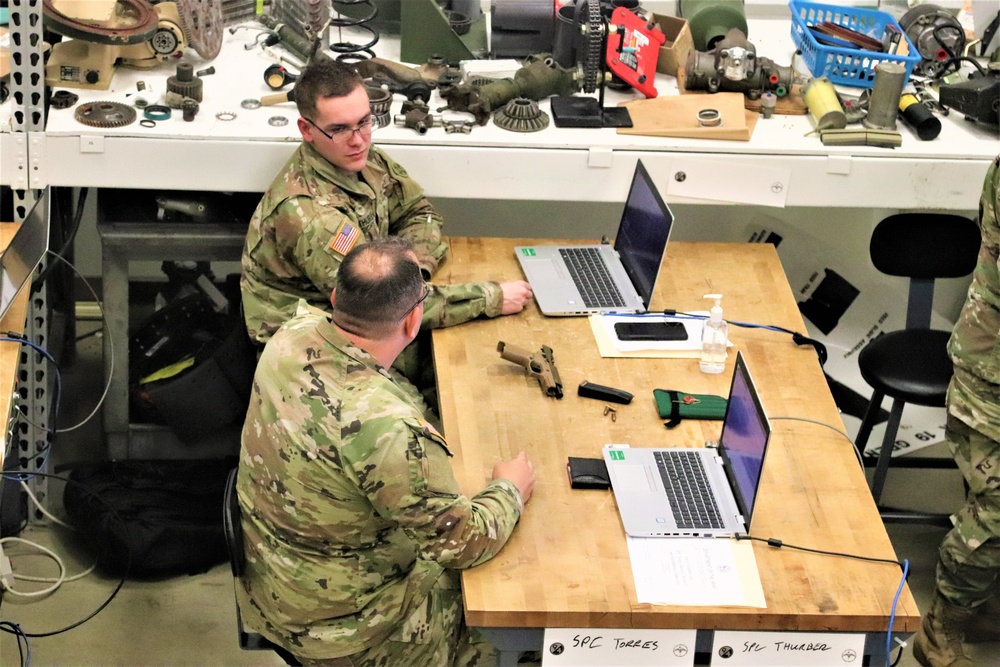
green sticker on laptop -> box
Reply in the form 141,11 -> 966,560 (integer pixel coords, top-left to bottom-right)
608,449 -> 625,460
519,247 -> 536,257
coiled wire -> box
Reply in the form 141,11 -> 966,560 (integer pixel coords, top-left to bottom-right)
330,0 -> 379,62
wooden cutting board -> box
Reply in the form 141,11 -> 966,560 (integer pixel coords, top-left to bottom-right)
617,92 -> 757,141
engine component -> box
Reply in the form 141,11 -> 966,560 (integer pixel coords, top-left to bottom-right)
442,119 -> 474,133
697,108 -> 722,126
898,4 -> 966,78
75,101 -> 137,127
263,64 -> 297,90
181,99 -> 199,121
684,28 -> 793,99
144,104 -> 172,120
365,85 -> 394,116
394,107 -> 440,134
216,111 -> 237,121
899,92 -> 942,141
604,6 -> 666,99
862,62 -> 906,131
175,0 -> 224,59
492,97 -> 549,132
269,115 -> 290,126
802,76 -> 846,130
939,65 -> 1000,130
43,0 -> 159,44
167,62 -> 204,103
680,0 -> 748,51
50,90 -> 80,109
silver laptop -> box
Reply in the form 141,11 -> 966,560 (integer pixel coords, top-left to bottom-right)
515,160 -> 674,316
603,352 -> 771,538
1,190 -> 50,321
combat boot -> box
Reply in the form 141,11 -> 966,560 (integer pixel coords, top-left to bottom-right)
912,593 -> 977,667
965,594 -> 1000,643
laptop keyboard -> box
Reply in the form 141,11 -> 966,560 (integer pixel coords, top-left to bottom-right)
654,451 -> 724,530
559,248 -> 626,308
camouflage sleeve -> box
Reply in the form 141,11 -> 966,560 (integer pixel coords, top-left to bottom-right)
286,197 -> 354,300
421,281 -> 504,330
343,416 -> 522,571
379,151 -> 450,276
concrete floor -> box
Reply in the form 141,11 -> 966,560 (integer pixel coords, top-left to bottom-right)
1,320 -> 997,666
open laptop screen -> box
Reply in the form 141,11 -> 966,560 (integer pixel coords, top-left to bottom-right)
718,352 -> 771,527
614,161 -> 673,310
0,190 -> 50,321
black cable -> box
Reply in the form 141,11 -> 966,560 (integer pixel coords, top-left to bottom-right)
889,644 -> 904,667
0,621 -> 29,665
31,187 -> 88,292
734,534 -> 906,570
0,471 -> 130,638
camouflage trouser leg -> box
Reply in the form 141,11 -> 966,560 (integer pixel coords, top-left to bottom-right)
936,414 -> 1000,608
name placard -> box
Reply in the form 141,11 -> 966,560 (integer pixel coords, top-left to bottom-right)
542,628 -> 696,666
711,631 -> 865,666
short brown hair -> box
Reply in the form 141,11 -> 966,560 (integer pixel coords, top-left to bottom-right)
295,59 -> 364,119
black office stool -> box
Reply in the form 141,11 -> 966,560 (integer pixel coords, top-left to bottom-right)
853,213 -> 981,524
222,468 -> 301,666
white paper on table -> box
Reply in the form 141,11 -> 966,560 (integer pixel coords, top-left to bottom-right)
626,536 -> 766,607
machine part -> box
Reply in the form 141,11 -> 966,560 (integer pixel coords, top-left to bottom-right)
436,68 -> 464,93
491,0 -> 554,59
216,111 -> 237,120
394,108 -> 440,134
604,6 -> 666,99
133,92 -> 153,108
144,104 -> 172,120
899,91 -> 941,140
442,119 -> 474,133
373,111 -> 392,128
938,67 -> 1000,129
175,0 -> 225,59
802,76 -> 846,131
447,11 -> 472,36
697,108 -> 722,126
181,99 -> 199,121
268,115 -> 289,126
241,98 -> 262,110
684,28 -> 793,100
140,119 -> 157,127
118,2 -> 188,68
42,0 -> 159,44
74,100 -> 137,127
399,0 -> 485,65
49,90 -> 79,109
492,97 -> 550,132
898,4 -> 966,78
167,62 -> 204,103
819,128 -> 902,148
760,91 -> 776,118
439,54 -> 578,125
863,62 -> 906,131
330,0 -> 380,59
355,57 -> 435,102
137,81 -> 147,91
365,86 -> 393,116
680,0 -> 748,52
580,0 -> 605,94
264,64 -> 297,91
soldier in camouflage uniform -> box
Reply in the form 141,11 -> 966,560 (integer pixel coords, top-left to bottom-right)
241,59 -> 532,354
914,154 -> 1000,667
236,237 -> 536,666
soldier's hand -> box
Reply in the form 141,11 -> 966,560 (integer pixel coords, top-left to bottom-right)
492,450 -> 536,505
499,281 -> 533,315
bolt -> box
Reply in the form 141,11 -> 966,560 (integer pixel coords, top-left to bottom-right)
196,66 -> 216,77
182,99 -> 199,121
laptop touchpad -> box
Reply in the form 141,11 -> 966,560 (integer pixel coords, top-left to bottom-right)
525,257 -> 570,283
615,465 -> 657,493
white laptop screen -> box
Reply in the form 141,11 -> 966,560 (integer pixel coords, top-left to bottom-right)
718,353 -> 771,526
614,161 -> 673,309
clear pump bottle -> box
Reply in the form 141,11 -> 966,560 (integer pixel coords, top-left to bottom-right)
700,294 -> 728,374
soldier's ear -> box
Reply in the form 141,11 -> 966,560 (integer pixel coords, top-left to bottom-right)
402,305 -> 421,340
330,289 -> 337,309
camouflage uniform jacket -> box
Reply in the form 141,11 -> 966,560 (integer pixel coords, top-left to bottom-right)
947,155 -> 1000,442
236,303 -> 523,660
241,143 -> 503,344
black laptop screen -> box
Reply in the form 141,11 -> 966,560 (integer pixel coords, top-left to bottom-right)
718,353 -> 771,525
614,161 -> 673,309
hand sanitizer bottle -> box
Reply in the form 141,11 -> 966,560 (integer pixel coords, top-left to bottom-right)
700,294 -> 728,374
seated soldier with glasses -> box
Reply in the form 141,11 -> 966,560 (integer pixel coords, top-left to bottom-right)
240,58 -> 532,393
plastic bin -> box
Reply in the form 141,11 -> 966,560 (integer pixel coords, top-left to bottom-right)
789,0 -> 921,88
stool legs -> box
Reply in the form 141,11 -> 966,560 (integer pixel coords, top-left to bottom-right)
855,390 -> 885,455
871,399 -> 905,503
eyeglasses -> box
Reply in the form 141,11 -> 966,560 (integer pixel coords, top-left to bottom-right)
400,285 -> 430,320
304,115 -> 374,143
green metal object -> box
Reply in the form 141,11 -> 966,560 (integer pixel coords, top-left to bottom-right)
400,0 -> 487,65
679,0 -> 748,51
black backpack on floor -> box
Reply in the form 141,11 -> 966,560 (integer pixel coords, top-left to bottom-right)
63,458 -> 235,577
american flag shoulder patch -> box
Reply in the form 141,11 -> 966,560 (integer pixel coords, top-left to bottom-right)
328,220 -> 361,256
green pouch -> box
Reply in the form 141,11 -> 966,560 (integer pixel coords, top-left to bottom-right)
653,389 -> 728,429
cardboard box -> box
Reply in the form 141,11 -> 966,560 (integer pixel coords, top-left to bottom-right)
652,13 -> 693,78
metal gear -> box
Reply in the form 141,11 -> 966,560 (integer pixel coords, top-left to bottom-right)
43,0 -> 159,44
174,0 -> 224,60
492,98 -> 550,133
167,62 -> 203,102
580,0 -> 605,94
50,90 -> 79,109
74,101 -> 137,127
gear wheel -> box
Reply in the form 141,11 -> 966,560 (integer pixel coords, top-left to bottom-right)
492,98 -> 550,132
74,101 -> 137,128
167,62 -> 203,102
580,0 -> 604,94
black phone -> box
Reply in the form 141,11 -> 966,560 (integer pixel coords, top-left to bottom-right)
614,321 -> 688,341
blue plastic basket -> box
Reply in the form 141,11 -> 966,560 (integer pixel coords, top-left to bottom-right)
789,0 -> 921,88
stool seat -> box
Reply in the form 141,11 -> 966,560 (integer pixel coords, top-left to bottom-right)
858,329 -> 953,407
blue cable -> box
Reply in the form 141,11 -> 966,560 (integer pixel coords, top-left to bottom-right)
0,335 -> 61,482
886,558 -> 910,666
0,621 -> 30,666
